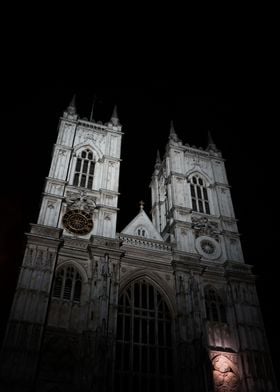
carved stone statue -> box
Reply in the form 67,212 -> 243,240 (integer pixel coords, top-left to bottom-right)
191,216 -> 219,240
212,355 -> 240,391
65,191 -> 96,213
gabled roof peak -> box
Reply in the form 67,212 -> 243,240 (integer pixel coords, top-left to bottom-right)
121,207 -> 163,241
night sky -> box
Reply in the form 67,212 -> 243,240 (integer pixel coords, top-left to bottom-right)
0,86 -> 278,382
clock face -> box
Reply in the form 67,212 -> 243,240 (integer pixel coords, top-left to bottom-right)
62,209 -> 93,235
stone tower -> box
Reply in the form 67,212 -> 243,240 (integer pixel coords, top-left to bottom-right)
0,97 -> 124,392
0,100 -> 278,392
149,123 -> 278,391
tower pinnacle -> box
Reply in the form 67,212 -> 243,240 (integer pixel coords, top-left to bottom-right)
207,130 -> 218,152
110,105 -> 120,125
67,94 -> 77,115
154,150 -> 161,170
169,120 -> 180,143
156,149 -> 161,164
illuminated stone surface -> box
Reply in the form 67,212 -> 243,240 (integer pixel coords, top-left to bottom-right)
0,103 -> 278,392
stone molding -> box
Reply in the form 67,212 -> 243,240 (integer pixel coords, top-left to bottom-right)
119,234 -> 171,251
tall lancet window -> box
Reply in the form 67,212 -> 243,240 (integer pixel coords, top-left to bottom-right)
52,266 -> 82,303
205,286 -> 227,323
190,175 -> 210,214
115,279 -> 174,392
73,149 -> 95,189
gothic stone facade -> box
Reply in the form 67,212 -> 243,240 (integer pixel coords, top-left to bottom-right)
0,101 -> 278,392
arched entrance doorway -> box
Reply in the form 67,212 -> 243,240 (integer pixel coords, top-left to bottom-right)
114,278 -> 174,391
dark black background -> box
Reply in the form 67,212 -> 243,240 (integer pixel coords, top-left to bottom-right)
0,83 -> 278,384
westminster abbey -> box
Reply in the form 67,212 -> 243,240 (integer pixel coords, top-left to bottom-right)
0,97 -> 278,391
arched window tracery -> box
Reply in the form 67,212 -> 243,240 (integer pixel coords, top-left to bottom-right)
115,279 -> 173,391
52,266 -> 82,303
73,149 -> 95,189
205,286 -> 227,323
190,174 -> 210,214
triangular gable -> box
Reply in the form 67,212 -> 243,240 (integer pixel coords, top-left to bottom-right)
121,209 -> 163,241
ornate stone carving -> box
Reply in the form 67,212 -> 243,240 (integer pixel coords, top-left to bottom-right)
30,224 -> 62,238
25,247 -> 34,266
24,247 -> 55,269
65,190 -> 96,213
47,201 -> 55,209
191,216 -> 219,240
195,236 -> 221,260
201,239 -> 215,254
90,236 -> 121,249
119,234 -> 171,251
58,148 -> 66,156
36,250 -> 54,268
35,250 -> 44,266
212,354 -> 240,391
101,254 -> 110,278
63,237 -> 89,249
64,123 -> 73,131
54,184 -> 63,192
84,130 -> 104,142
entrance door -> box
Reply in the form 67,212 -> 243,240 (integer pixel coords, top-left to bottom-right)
114,279 -> 174,392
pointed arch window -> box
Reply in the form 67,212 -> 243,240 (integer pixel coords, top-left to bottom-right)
135,226 -> 147,237
52,266 -> 82,303
205,286 -> 227,323
115,279 -> 174,391
190,175 -> 210,214
73,149 -> 95,190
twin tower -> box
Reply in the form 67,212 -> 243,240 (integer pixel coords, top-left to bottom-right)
0,97 -> 277,391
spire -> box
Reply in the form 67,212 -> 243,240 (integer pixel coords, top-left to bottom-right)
156,149 -> 161,164
155,149 -> 161,170
207,129 -> 218,152
110,105 -> 120,125
169,120 -> 180,143
67,94 -> 76,115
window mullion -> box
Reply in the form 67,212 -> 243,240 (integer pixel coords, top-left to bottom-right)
86,158 -> 91,187
61,272 -> 66,300
194,184 -> 198,206
116,281 -> 173,391
70,271 -> 76,301
195,185 -> 200,212
200,185 -> 205,213
78,169 -> 82,187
